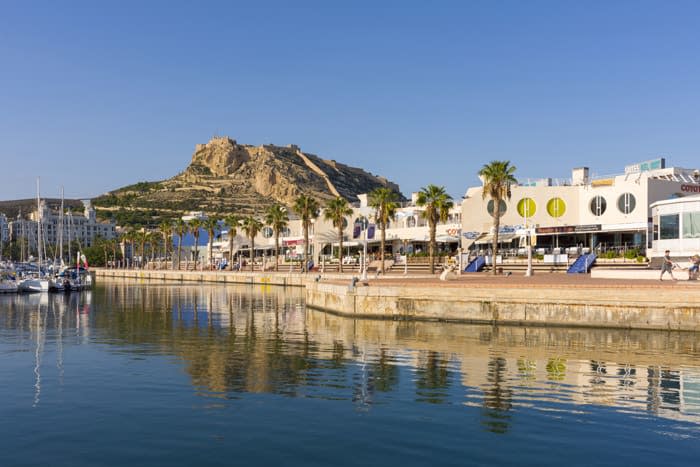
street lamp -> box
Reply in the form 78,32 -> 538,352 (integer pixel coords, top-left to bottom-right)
357,216 -> 369,281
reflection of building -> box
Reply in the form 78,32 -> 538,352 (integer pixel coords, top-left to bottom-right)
461,159 -> 700,256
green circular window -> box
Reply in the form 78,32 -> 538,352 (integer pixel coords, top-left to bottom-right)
546,198 -> 566,218
517,198 -> 536,218
487,200 -> 507,218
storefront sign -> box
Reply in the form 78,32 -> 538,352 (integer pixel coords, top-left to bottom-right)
624,158 -> 665,174
681,184 -> 700,193
536,224 -> 601,234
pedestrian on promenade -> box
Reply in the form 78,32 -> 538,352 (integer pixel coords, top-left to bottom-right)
660,250 -> 676,281
688,254 -> 700,280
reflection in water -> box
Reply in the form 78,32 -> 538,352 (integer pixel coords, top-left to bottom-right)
2,280 -> 700,430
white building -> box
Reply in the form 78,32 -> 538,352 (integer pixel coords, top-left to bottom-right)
0,213 -> 8,244
650,194 -> 700,260
460,158 -> 700,256
9,200 -> 116,252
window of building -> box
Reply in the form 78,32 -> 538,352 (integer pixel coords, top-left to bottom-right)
617,193 -> 636,214
262,227 -> 273,238
682,212 -> 700,238
281,227 -> 291,238
546,198 -> 566,218
487,199 -> 507,218
590,196 -> 607,216
660,214 -> 680,240
517,198 -> 536,218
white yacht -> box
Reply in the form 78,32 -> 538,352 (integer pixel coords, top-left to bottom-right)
0,271 -> 18,293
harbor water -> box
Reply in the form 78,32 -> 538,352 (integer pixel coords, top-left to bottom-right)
1,280 -> 699,466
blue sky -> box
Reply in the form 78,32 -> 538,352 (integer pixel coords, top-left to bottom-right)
1,0 -> 699,201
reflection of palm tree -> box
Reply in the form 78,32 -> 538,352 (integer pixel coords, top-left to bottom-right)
370,348 -> 399,392
481,356 -> 513,434
415,351 -> 450,404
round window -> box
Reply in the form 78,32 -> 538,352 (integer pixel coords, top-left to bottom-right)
590,196 -> 607,216
262,226 -> 273,238
546,198 -> 566,218
487,199 -> 507,218
517,198 -> 536,218
617,193 -> 636,214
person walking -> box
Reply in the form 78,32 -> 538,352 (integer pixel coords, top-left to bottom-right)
660,250 -> 676,281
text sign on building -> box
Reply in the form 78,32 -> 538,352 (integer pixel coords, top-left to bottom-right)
624,158 -> 665,174
681,184 -> 700,193
536,224 -> 601,234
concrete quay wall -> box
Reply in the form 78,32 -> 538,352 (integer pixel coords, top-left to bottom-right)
305,282 -> 700,332
94,269 -> 700,331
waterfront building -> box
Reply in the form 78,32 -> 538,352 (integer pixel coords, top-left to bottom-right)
209,192 -> 461,268
460,158 -> 700,257
0,213 -> 8,244
650,194 -> 700,261
9,200 -> 116,252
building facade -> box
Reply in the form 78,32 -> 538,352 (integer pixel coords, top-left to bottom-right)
460,159 -> 700,257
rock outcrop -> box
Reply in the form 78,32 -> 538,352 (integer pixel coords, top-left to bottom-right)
94,136 -> 404,218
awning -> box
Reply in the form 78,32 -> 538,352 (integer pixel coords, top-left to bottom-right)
475,233 -> 517,245
436,235 -> 460,243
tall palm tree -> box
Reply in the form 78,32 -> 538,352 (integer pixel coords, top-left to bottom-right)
293,194 -> 320,273
202,217 -> 220,270
324,197 -> 353,273
479,161 -> 517,275
188,218 -> 203,271
416,185 -> 454,274
241,216 -> 263,272
265,204 -> 288,272
369,188 -> 399,274
159,221 -> 173,269
174,218 -> 188,270
137,228 -> 149,269
224,214 -> 240,270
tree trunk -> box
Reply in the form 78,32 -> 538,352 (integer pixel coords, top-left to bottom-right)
380,220 -> 386,274
429,218 -> 436,274
303,222 -> 309,273
492,200 -> 501,275
274,232 -> 280,272
250,238 -> 254,272
338,224 -> 344,273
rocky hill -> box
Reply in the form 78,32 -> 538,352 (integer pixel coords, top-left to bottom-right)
93,137 -> 404,225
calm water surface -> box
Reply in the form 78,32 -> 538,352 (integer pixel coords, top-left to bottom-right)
1,280 -> 699,466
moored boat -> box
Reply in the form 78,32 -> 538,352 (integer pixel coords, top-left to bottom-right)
0,271 -> 18,293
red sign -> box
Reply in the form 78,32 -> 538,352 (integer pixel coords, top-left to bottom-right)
681,184 -> 700,193
283,239 -> 305,246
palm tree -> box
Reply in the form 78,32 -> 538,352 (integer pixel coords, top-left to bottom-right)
188,218 -> 203,270
416,185 -> 454,274
293,194 -> 320,272
202,217 -> 220,270
369,188 -> 399,274
265,204 -> 288,272
241,216 -> 263,272
324,197 -> 353,273
159,221 -> 173,269
174,218 -> 188,270
224,214 -> 240,270
479,161 -> 517,275
137,229 -> 149,269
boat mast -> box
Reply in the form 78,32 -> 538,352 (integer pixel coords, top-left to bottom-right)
36,178 -> 43,275
58,187 -> 64,266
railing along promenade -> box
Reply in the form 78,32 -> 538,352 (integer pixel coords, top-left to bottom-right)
94,267 -> 700,332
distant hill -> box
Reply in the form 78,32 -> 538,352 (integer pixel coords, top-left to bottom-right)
92,136 -> 405,226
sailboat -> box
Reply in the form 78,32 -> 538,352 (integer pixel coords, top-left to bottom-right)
18,179 -> 50,293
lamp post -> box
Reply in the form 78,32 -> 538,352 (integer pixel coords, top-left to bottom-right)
359,216 -> 369,281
